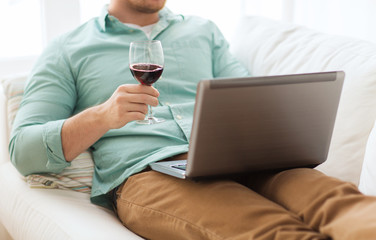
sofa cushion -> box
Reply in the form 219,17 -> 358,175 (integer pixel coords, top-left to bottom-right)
26,151 -> 94,193
1,75 -> 94,193
1,74 -> 25,140
231,16 -> 376,185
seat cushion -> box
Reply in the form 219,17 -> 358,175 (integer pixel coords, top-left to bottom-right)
0,162 -> 143,240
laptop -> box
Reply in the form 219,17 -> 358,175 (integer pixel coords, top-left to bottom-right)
149,71 -> 345,179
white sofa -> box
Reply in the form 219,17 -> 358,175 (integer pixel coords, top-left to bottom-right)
2,16 -> 376,239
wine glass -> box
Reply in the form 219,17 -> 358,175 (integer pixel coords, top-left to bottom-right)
129,40 -> 165,124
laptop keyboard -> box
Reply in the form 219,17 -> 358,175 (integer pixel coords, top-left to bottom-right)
171,163 -> 187,171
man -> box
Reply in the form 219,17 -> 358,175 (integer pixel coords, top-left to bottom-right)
9,0 -> 376,239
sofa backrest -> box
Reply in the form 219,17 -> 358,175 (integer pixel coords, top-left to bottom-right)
230,16 -> 376,185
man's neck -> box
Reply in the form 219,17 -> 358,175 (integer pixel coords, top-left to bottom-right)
108,2 -> 160,26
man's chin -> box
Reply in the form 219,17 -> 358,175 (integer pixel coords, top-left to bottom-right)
130,0 -> 166,14
137,8 -> 163,14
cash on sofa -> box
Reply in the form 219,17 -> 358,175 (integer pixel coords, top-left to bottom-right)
2,15 -> 376,240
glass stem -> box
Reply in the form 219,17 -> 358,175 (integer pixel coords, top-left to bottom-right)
148,105 -> 153,119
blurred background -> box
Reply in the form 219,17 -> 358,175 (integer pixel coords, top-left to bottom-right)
1,0 -> 376,76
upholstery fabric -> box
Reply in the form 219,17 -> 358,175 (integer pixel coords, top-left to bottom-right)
0,162 -> 142,240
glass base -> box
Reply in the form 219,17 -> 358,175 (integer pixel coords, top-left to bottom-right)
136,117 -> 165,125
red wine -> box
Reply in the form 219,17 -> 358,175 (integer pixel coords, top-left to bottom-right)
130,63 -> 164,86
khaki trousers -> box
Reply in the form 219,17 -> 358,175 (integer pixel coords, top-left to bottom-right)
115,168 -> 376,240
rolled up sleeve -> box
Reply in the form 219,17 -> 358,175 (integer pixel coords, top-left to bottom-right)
43,120 -> 70,171
9,37 -> 76,176
9,120 -> 70,176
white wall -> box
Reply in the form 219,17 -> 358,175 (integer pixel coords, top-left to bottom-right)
242,0 -> 376,44
40,0 -> 81,46
2,0 -> 376,78
166,0 -> 243,42
292,0 -> 376,43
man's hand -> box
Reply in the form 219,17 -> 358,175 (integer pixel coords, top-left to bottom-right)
61,84 -> 159,161
98,84 -> 160,129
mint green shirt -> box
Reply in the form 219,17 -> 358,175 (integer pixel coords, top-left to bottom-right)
10,7 -> 249,208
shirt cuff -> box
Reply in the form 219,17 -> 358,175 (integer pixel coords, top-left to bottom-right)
42,119 -> 71,172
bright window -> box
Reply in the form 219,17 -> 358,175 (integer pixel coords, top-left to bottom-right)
0,0 -> 43,59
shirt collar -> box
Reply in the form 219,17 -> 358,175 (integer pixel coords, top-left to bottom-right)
98,5 -> 184,32
98,5 -> 109,31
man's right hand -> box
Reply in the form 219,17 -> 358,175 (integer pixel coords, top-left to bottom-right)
97,84 -> 160,129
61,84 -> 160,161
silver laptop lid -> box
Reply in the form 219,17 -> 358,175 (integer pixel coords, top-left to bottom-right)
185,71 -> 344,178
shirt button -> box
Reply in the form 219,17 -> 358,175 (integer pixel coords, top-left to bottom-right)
165,102 -> 170,106
176,115 -> 183,120
129,29 -> 134,33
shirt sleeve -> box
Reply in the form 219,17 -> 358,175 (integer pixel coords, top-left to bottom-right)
9,37 -> 77,176
210,21 -> 250,78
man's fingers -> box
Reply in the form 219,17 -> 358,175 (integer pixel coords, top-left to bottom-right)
115,93 -> 158,107
127,103 -> 149,115
127,112 -> 147,121
103,84 -> 160,128
118,84 -> 160,97
129,94 -> 159,107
